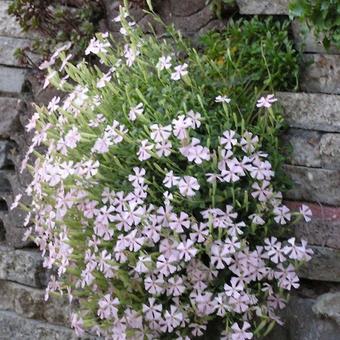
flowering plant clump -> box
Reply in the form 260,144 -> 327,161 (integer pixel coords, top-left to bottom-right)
16,7 -> 313,340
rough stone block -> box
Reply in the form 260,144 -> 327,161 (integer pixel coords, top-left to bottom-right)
313,292 -> 340,327
301,54 -> 340,94
0,280 -> 70,325
277,92 -> 340,133
0,36 -> 36,67
284,165 -> 340,206
0,97 -> 21,137
299,246 -> 340,282
0,310 -> 76,340
0,1 -> 28,38
284,129 -> 340,169
236,0 -> 289,15
0,65 -> 26,94
286,201 -> 340,250
169,0 -> 206,17
0,245 -> 48,287
266,294 -> 340,340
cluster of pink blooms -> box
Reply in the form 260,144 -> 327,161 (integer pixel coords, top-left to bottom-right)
16,7 -> 314,340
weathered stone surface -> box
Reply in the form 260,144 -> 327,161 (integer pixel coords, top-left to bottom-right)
0,1 -> 28,38
299,246 -> 340,282
171,6 -> 215,35
169,0 -> 206,17
236,0 -> 289,15
284,165 -> 340,206
292,21 -> 340,54
277,92 -> 340,133
0,36 -> 37,67
0,65 -> 26,93
0,140 -> 15,169
319,134 -> 340,169
0,245 -> 48,287
283,129 -> 340,169
313,292 -> 340,327
286,201 -> 340,250
0,310 -> 77,340
266,294 -> 340,340
301,54 -> 340,94
0,280 -> 70,325
0,97 -> 21,137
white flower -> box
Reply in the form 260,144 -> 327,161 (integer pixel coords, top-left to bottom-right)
171,63 -> 188,80
156,56 -> 172,70
215,95 -> 231,103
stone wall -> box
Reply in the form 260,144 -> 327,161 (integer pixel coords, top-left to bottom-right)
236,1 -> 340,339
0,0 -> 340,338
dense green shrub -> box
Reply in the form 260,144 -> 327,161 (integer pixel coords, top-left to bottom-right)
15,9 -> 312,339
289,0 -> 340,49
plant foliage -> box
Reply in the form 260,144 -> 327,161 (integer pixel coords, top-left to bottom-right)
15,9 -> 312,340
289,0 -> 340,49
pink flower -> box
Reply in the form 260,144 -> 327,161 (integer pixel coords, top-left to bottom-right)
129,103 -> 144,121
177,239 -> 197,262
64,127 -> 81,149
220,130 -> 237,149
97,294 -> 120,319
273,205 -> 291,225
178,176 -> 200,197
299,204 -> 312,222
231,321 -> 253,340
169,212 -> 190,233
143,298 -> 162,321
167,275 -> 186,296
156,255 -> 177,276
256,94 -> 277,108
71,313 -> 85,336
163,171 -> 180,188
161,305 -> 184,332
172,115 -> 192,140
137,140 -> 154,161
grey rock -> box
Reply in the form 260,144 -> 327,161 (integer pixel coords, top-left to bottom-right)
313,292 -> 340,327
283,129 -> 322,168
284,129 -> 340,169
292,21 -> 340,54
0,36 -> 37,67
319,134 -> 340,169
299,246 -> 340,282
172,5 -> 215,36
266,294 -> 340,340
169,0 -> 206,17
0,2 -> 29,38
0,310 -> 76,340
0,65 -> 27,94
301,54 -> 340,94
0,97 -> 22,137
294,218 -> 340,250
0,140 -> 15,170
277,92 -> 340,133
0,280 -> 70,326
0,245 -> 48,288
284,165 -> 340,206
236,0 -> 289,15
